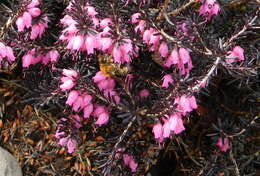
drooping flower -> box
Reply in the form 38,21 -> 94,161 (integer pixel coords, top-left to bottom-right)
95,111 -> 109,126
123,154 -> 138,173
153,122 -> 164,142
174,95 -> 198,114
66,90 -> 79,106
226,46 -> 244,64
199,0 -> 220,20
158,42 -> 169,58
67,138 -> 77,153
62,69 -> 78,78
168,114 -> 185,134
139,89 -> 150,98
216,137 -> 230,152
162,74 -> 173,88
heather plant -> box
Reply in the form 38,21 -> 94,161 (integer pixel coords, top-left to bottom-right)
0,0 -> 259,175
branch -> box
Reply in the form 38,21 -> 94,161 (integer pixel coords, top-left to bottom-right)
98,115 -> 137,175
166,0 -> 197,17
223,7 -> 260,48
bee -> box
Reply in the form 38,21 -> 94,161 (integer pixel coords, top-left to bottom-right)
98,54 -> 130,78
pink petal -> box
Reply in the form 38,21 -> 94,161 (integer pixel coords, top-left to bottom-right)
179,48 -> 191,64
22,12 -> 32,28
72,96 -> 83,112
67,138 -> 77,153
27,0 -> 40,8
233,46 -> 244,61
100,37 -> 113,51
16,17 -> 25,32
159,42 -> 168,58
62,69 -> 78,78
131,13 -> 141,24
30,25 -> 40,40
83,103 -> 94,119
100,18 -> 112,28
5,46 -> 15,62
162,120 -> 171,138
22,53 -> 34,68
66,90 -> 79,106
139,89 -> 150,98
112,46 -> 122,63
162,74 -> 173,88
0,42 -> 6,58
152,122 -> 163,142
92,105 -> 106,117
58,137 -> 68,146
28,8 -> 41,17
174,117 -> 185,134
60,79 -> 75,91
49,50 -> 59,63
92,71 -> 106,83
95,112 -> 109,126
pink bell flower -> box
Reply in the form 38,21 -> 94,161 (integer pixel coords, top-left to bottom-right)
27,0 -> 40,8
0,42 -> 6,58
123,154 -> 138,173
30,24 -> 40,40
162,120 -> 171,138
5,46 -> 15,62
162,74 -> 173,88
28,8 -> 41,17
174,95 -> 198,114
67,138 -> 77,153
153,122 -> 163,142
83,103 -> 94,119
93,71 -> 106,83
66,90 -> 79,106
216,137 -> 230,152
158,42 -> 169,58
164,48 -> 179,67
72,96 -> 83,112
226,46 -> 244,64
131,13 -> 141,24
60,78 -> 76,91
139,89 -> 150,98
95,111 -> 109,126
169,114 -> 185,134
16,17 -> 25,32
62,69 -> 78,79
49,49 -> 60,63
22,12 -> 32,28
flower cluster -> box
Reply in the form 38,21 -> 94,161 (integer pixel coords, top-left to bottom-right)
153,95 -> 197,142
59,69 -> 111,127
55,117 -> 78,154
60,2 -> 138,63
93,71 -> 120,104
16,0 -> 48,40
132,13 -> 193,75
164,48 -> 193,75
22,49 -> 59,68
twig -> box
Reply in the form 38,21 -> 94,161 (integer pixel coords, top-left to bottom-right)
223,7 -> 260,48
229,143 -> 241,176
98,115 -> 137,175
224,115 -> 259,138
0,13 -> 19,40
166,0 -> 197,17
192,57 -> 222,92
